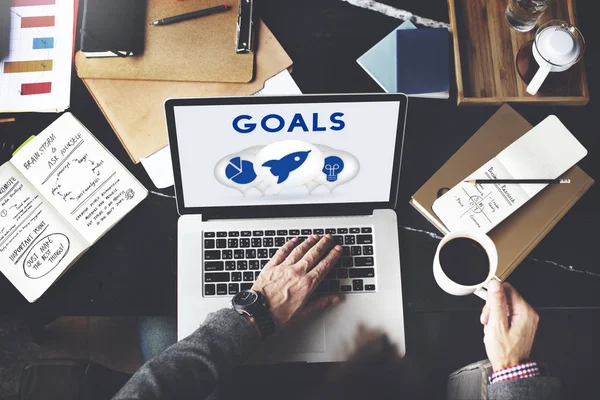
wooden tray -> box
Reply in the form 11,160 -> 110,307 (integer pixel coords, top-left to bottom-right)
448,0 -> 589,106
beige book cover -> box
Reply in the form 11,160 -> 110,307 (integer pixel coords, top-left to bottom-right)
79,22 -> 293,163
410,104 -> 594,280
75,0 -> 254,83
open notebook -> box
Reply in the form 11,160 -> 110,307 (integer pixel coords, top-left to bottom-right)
0,113 -> 147,302
432,116 -> 588,232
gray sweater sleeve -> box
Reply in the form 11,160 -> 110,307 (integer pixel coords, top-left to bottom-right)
488,376 -> 561,400
113,309 -> 260,400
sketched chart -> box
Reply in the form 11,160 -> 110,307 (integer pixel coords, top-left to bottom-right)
0,0 -> 74,112
459,186 -> 492,224
44,141 -> 116,217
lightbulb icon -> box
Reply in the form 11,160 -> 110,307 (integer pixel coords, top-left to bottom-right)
322,156 -> 344,182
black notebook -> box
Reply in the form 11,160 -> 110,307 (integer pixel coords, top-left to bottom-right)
80,0 -> 146,58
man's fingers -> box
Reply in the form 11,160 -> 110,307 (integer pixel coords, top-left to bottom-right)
504,282 -> 539,325
297,295 -> 341,320
296,235 -> 334,272
503,283 -> 528,312
265,237 -> 298,267
480,305 -> 490,325
285,235 -> 321,264
486,280 -> 509,330
305,245 -> 342,288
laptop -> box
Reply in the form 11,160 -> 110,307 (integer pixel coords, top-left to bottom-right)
165,93 -> 408,363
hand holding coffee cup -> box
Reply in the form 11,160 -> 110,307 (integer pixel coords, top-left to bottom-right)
433,230 -> 498,297
526,20 -> 585,95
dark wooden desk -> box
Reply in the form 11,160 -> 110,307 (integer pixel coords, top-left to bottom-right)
1,0 -> 598,317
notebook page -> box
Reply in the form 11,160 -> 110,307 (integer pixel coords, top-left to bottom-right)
0,163 -> 87,303
496,116 -> 588,197
432,116 -> 587,233
432,160 -> 531,232
12,113 -> 147,244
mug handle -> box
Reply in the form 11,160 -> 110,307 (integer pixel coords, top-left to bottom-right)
474,276 -> 502,300
527,62 -> 552,95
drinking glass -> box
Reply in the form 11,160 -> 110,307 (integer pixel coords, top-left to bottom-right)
505,0 -> 554,32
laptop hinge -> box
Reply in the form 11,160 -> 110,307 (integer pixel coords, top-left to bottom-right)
201,206 -> 376,222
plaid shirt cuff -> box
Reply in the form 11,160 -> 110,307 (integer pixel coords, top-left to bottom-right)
489,362 -> 540,384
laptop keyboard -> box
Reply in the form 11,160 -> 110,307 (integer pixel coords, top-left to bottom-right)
203,227 -> 376,297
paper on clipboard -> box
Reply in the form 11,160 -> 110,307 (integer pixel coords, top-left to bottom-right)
140,69 -> 302,189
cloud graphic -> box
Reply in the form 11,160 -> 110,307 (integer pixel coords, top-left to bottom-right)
215,141 -> 359,195
312,150 -> 360,192
255,140 -> 324,195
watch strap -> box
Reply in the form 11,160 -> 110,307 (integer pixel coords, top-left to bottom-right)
252,306 -> 276,339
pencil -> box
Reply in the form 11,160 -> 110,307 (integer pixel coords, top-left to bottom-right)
464,179 -> 571,184
151,5 -> 231,26
0,117 -> 15,123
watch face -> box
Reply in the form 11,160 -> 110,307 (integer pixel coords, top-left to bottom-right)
234,290 -> 258,307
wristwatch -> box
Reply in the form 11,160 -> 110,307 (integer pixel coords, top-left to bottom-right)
231,289 -> 276,339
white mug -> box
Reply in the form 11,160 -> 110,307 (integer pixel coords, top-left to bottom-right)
526,20 -> 585,95
433,229 -> 498,298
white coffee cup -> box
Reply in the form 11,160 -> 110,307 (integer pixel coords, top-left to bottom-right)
433,230 -> 498,297
526,20 -> 585,95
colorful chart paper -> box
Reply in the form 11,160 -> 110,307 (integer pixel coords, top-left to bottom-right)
0,0 -> 74,112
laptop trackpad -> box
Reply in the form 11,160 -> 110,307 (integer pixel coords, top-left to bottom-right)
268,319 -> 326,354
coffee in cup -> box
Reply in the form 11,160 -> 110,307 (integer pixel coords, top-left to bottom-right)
433,230 -> 498,297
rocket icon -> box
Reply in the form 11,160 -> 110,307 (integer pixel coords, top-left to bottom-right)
261,150 -> 312,184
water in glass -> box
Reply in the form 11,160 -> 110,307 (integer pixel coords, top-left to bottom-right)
505,0 -> 554,32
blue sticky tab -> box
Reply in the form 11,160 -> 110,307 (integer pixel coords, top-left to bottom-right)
33,37 -> 54,49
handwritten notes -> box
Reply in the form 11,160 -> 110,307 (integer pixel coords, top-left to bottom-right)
0,113 -> 147,302
432,116 -> 587,233
0,163 -> 86,303
12,113 -> 147,244
432,161 -> 532,232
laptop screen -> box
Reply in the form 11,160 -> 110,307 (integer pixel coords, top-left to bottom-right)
167,94 -> 407,214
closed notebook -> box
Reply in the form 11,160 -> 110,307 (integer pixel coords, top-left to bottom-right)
410,105 -> 594,280
80,0 -> 146,58
356,20 -> 417,93
396,28 -> 449,98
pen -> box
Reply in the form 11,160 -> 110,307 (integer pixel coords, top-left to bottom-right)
464,179 -> 571,184
151,5 -> 231,26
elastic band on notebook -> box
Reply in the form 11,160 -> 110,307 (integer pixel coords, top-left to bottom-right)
80,30 -> 133,58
